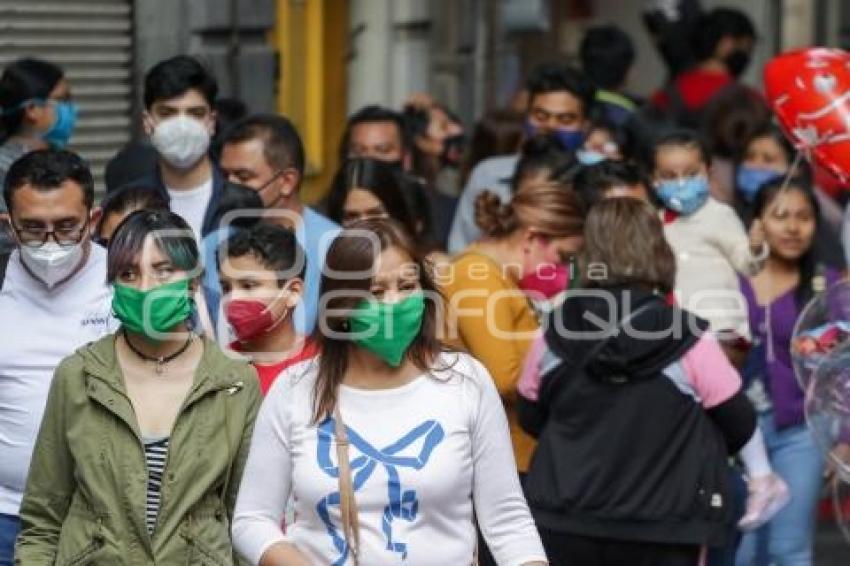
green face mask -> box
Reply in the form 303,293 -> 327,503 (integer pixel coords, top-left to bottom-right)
112,278 -> 194,339
348,291 -> 425,367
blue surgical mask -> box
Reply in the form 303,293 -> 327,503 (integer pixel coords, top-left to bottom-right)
42,101 -> 78,149
524,120 -> 585,152
553,128 -> 585,152
576,149 -> 606,165
655,175 -> 710,215
736,166 -> 781,203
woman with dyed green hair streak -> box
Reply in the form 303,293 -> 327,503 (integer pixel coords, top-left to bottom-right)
16,210 -> 260,564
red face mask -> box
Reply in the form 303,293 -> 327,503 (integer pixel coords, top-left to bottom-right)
518,263 -> 569,300
225,299 -> 280,342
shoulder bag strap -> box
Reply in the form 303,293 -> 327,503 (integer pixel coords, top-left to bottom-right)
334,403 -> 361,565
334,400 -> 482,564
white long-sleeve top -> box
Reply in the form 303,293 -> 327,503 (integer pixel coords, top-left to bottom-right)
232,352 -> 546,566
0,246 -> 116,516
663,197 -> 766,339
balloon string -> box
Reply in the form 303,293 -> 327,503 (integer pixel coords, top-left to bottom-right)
780,150 -> 805,193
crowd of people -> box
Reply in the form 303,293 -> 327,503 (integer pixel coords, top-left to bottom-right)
0,5 -> 847,566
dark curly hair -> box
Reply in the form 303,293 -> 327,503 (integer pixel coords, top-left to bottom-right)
4,149 -> 94,212
526,62 -> 597,117
218,221 -> 306,284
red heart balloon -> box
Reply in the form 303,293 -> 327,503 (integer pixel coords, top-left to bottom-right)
764,47 -> 850,183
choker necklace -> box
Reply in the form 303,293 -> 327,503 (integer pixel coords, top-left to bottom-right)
122,328 -> 194,375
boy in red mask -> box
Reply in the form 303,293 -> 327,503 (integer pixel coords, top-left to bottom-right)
218,222 -> 317,395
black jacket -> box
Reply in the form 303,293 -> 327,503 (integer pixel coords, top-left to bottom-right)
518,287 -> 733,546
116,163 -> 262,238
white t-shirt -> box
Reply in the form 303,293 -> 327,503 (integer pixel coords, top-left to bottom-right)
167,178 -> 213,240
0,245 -> 117,515
233,352 -> 546,566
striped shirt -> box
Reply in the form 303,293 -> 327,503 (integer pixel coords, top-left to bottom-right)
143,437 -> 169,534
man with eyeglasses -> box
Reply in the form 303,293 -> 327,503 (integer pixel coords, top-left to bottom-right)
0,149 -> 116,563
203,113 -> 339,337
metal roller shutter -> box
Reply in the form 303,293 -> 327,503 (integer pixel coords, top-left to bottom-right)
0,0 -> 134,194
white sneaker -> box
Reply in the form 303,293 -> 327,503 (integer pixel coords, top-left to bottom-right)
738,473 -> 791,531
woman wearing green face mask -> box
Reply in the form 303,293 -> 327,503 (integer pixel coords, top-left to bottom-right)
16,210 -> 261,565
232,219 -> 547,566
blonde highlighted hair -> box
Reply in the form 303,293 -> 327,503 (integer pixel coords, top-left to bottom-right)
474,182 -> 585,239
581,198 -> 676,293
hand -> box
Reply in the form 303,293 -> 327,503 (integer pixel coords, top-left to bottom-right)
749,219 -> 766,255
405,92 -> 435,110
259,542 -> 312,566
824,443 -> 850,481
793,336 -> 819,356
738,473 -> 790,531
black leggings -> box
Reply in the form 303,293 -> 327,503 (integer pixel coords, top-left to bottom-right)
538,529 -> 701,566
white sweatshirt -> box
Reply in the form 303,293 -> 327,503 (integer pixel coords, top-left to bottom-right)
663,197 -> 766,339
0,245 -> 116,515
232,352 -> 547,566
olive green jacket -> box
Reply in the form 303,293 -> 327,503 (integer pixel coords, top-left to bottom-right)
15,334 -> 261,566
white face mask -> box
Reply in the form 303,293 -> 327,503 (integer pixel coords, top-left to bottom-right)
150,115 -> 211,169
19,241 -> 86,288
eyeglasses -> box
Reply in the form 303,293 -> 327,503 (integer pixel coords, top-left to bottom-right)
12,219 -> 89,248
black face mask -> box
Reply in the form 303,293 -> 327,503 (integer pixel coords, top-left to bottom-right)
380,158 -> 405,173
215,182 -> 265,229
441,134 -> 466,167
725,50 -> 751,78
